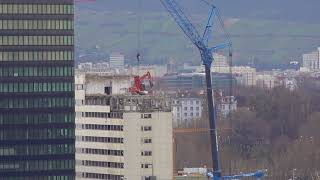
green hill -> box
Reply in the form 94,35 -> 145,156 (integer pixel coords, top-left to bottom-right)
75,9 -> 320,67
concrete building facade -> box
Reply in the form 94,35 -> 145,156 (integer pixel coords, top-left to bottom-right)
302,47 -> 320,70
171,98 -> 203,127
75,72 -> 173,180
109,52 -> 125,69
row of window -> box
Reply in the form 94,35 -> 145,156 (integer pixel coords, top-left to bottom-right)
0,160 -> 74,172
0,51 -> 74,61
0,4 -> 74,14
0,20 -> 74,30
181,106 -> 201,111
177,112 -> 200,118
0,97 -> 74,109
0,128 -> 74,140
85,97 -> 110,106
0,144 -> 74,156
81,160 -> 124,169
0,113 -> 74,125
82,173 -> 123,180
0,82 -> 73,93
76,136 -> 124,144
0,176 -> 74,180
82,124 -> 124,131
0,36 -> 74,46
77,148 -> 124,156
0,66 -> 74,77
82,112 -> 123,119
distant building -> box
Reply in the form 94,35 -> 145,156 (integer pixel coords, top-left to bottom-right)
159,73 -> 236,91
171,97 -> 204,127
212,53 -> 229,72
302,47 -> 320,70
212,66 -> 257,86
110,52 -> 125,69
130,65 -> 168,77
256,74 -> 276,89
75,73 -> 173,180
217,96 -> 237,118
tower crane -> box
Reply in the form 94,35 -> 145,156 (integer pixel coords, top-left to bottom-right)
159,0 -> 266,179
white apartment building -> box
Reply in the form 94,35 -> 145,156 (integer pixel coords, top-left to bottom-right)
110,52 -> 125,69
302,47 -> 320,70
171,98 -> 203,127
217,96 -> 237,118
75,72 -> 173,180
256,74 -> 277,89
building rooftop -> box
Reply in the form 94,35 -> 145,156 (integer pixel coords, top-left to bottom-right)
85,94 -> 171,112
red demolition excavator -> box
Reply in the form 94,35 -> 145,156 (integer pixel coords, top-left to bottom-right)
129,71 -> 154,95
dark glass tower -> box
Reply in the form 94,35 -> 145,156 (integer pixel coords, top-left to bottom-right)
0,1 -> 75,180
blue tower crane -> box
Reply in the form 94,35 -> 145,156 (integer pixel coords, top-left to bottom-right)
159,0 -> 266,179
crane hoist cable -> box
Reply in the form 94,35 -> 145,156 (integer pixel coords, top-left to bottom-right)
136,0 -> 143,74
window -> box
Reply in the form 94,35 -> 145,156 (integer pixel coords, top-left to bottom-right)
141,151 -> 152,156
0,51 -> 74,61
141,114 -> 152,119
141,126 -> 152,132
142,138 -> 152,144
141,164 -> 153,169
83,124 -> 124,131
78,136 -> 123,144
0,20 -> 73,30
81,160 -> 124,169
0,36 -> 74,46
77,148 -> 124,156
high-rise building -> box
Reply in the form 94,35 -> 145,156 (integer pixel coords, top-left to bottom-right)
0,1 -> 75,180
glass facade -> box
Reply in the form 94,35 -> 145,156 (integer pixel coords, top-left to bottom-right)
0,0 -> 75,179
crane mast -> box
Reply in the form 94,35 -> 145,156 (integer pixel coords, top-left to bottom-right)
159,0 -> 228,179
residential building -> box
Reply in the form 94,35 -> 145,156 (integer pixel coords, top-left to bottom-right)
256,74 -> 276,89
109,52 -> 125,69
0,1 -> 75,180
302,47 -> 320,70
217,96 -> 237,118
171,97 -> 204,127
75,73 -> 173,180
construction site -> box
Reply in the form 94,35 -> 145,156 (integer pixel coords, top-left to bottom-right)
74,0 -> 266,180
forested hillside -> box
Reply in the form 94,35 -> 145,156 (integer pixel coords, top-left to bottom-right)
75,0 -> 320,67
